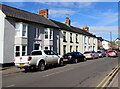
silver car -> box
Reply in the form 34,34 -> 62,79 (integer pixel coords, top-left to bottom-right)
84,51 -> 99,59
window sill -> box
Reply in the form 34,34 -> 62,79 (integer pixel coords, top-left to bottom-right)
63,40 -> 67,42
70,41 -> 73,43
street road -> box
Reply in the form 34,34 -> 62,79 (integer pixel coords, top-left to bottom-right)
2,56 -> 118,88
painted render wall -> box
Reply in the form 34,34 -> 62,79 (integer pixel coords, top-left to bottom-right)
0,10 -> 5,64
60,30 -> 83,55
27,23 -> 45,54
4,18 -> 15,63
53,28 -> 60,54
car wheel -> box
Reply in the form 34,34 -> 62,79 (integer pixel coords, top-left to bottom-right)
24,68 -> 31,71
38,62 -> 45,71
59,59 -> 64,66
84,57 -> 86,61
74,59 -> 78,63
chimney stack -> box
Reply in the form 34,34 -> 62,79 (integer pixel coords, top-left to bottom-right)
38,9 -> 48,18
83,26 -> 89,32
65,17 -> 71,26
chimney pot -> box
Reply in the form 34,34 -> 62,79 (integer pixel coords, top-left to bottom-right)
83,26 -> 89,32
38,9 -> 48,18
65,17 -> 71,26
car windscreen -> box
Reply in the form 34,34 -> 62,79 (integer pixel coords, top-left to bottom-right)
31,51 -> 42,55
64,53 -> 72,56
97,51 -> 102,53
84,52 -> 91,54
108,51 -> 114,52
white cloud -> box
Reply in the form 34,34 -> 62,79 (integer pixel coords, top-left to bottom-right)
77,9 -> 118,26
90,26 -> 118,34
49,9 -> 75,18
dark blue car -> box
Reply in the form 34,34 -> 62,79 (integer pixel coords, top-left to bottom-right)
63,52 -> 86,63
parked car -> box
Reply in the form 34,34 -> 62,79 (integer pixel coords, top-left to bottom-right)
97,50 -> 106,57
84,51 -> 99,59
107,50 -> 118,57
14,50 -> 64,71
63,52 -> 86,63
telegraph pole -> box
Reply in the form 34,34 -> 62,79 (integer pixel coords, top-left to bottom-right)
110,32 -> 112,50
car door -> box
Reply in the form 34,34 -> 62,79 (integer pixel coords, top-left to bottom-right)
52,51 -> 59,63
79,52 -> 84,61
44,50 -> 54,64
92,51 -> 95,58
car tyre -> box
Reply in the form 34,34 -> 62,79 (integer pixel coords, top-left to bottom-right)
59,59 -> 64,66
38,62 -> 45,71
24,68 -> 31,72
84,57 -> 86,61
74,59 -> 78,63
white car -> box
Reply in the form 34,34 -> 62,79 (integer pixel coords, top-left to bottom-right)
14,50 -> 63,71
84,51 -> 99,59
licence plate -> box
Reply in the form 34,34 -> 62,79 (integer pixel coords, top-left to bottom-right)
20,63 -> 25,66
64,59 -> 68,61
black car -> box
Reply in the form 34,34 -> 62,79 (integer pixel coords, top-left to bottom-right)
63,52 -> 86,63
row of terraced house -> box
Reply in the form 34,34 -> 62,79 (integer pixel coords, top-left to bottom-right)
0,4 -> 98,64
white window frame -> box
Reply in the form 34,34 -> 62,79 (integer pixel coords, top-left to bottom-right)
35,28 -> 41,39
44,28 -> 49,39
63,31 -> 67,42
22,23 -> 28,37
50,29 -> 53,40
15,22 -> 28,38
14,45 -> 27,57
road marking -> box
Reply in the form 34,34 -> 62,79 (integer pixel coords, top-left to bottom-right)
101,66 -> 119,88
6,84 -> 15,87
42,68 -> 73,77
95,65 -> 119,89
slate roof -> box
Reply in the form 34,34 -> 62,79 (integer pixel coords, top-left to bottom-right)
51,19 -> 96,38
0,4 -> 59,28
97,37 -> 104,41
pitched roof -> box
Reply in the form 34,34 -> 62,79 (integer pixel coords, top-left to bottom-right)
97,37 -> 104,41
0,4 -> 59,28
51,19 -> 96,38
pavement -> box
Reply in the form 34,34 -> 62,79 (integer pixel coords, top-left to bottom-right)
1,66 -> 24,75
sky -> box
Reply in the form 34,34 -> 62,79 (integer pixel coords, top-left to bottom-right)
1,1 -> 119,41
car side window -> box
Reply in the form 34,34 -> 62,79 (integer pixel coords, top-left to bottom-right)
50,51 -> 54,55
31,51 -> 42,55
44,50 -> 51,55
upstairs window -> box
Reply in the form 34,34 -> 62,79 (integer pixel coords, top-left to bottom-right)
84,36 -> 87,44
50,29 -> 53,40
15,23 -> 21,37
63,31 -> 67,42
22,24 -> 27,37
35,28 -> 41,39
70,33 -> 73,43
44,29 -> 48,39
15,23 -> 28,37
76,34 -> 78,43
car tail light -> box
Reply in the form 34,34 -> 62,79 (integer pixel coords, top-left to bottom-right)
68,56 -> 72,58
90,54 -> 92,56
28,57 -> 32,61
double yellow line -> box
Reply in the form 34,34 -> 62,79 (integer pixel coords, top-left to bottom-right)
95,65 -> 119,89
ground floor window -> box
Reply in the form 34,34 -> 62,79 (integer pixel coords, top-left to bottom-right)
45,47 -> 48,50
15,45 -> 27,57
63,45 -> 66,54
34,44 -> 40,50
70,46 -> 72,52
76,46 -> 78,52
